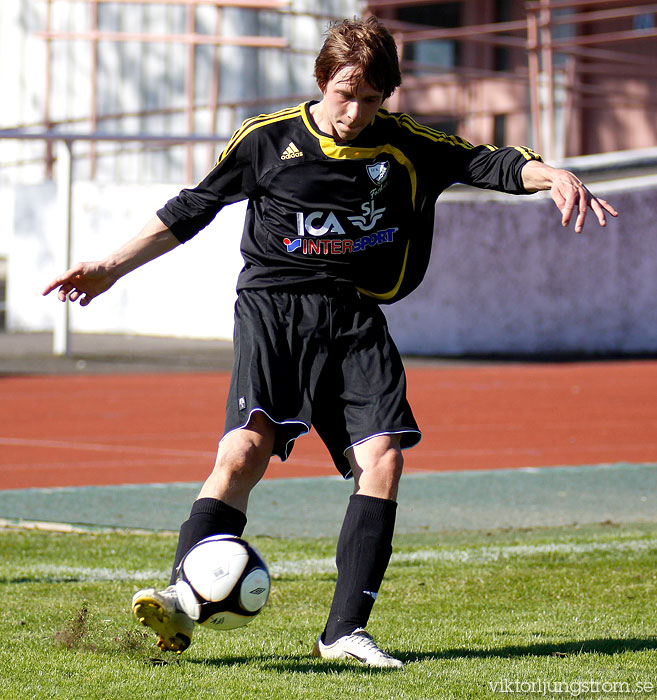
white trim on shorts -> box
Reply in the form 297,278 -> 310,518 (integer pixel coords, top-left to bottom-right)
219,407 -> 310,461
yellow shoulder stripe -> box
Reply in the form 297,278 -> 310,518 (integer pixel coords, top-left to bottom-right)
217,104 -> 305,164
379,110 -> 474,149
512,145 -> 543,161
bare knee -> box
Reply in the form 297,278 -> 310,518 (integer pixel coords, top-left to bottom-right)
198,411 -> 275,510
348,436 -> 404,501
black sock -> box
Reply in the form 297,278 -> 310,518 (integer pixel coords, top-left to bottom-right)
322,494 -> 397,645
169,498 -> 247,585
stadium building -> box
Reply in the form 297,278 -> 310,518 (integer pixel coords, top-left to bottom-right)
1,1 -> 656,354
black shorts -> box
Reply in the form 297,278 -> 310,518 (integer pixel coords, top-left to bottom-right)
223,287 -> 421,478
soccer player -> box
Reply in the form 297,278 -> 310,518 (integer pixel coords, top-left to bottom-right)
43,17 -> 617,668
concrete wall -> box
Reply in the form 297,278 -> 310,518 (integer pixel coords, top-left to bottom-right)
9,181 -> 245,340
385,178 -> 657,356
8,176 -> 657,355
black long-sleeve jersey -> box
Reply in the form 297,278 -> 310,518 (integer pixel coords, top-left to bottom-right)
158,101 -> 541,304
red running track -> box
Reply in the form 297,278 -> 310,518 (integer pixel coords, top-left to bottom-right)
1,361 -> 657,490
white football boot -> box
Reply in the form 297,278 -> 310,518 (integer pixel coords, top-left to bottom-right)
132,585 -> 195,653
312,628 -> 404,669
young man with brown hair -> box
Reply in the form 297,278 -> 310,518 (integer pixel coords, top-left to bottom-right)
44,17 -> 616,668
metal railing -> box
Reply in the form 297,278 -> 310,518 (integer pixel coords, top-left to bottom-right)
370,0 -> 657,160
9,1 -> 656,178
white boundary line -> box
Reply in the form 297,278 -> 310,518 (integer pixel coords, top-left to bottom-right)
4,529 -> 655,582
269,538 -> 657,577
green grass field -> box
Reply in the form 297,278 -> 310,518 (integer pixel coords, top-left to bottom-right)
1,522 -> 656,699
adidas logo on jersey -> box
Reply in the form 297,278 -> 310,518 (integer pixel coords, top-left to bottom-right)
281,142 -> 303,160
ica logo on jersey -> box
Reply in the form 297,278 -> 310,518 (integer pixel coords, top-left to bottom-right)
296,211 -> 346,237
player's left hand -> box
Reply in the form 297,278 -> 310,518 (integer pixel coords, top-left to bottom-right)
547,169 -> 618,234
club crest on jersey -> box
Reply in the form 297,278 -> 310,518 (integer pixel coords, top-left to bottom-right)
367,160 -> 389,185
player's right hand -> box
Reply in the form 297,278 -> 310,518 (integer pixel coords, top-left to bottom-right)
42,261 -> 117,306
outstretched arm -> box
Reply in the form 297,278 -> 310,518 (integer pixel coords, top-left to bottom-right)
42,215 -> 180,306
521,160 -> 618,234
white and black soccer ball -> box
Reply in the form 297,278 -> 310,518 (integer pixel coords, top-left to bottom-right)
175,534 -> 270,630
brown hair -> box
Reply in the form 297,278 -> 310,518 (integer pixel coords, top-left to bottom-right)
314,17 -> 402,100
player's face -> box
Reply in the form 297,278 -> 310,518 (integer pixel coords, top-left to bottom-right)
313,66 -> 384,141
